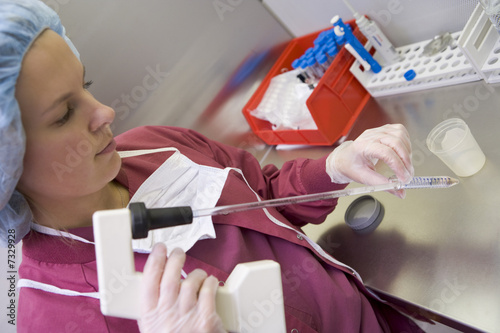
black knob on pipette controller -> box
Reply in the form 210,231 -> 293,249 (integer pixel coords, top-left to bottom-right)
130,202 -> 193,239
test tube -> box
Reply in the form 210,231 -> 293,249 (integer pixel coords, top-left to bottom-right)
305,55 -> 324,79
292,57 -> 310,85
319,45 -> 331,66
298,58 -> 316,85
292,58 -> 303,77
315,51 -> 330,72
325,41 -> 339,63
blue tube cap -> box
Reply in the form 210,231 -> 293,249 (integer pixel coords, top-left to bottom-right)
315,52 -> 328,65
326,42 -> 338,57
404,69 -> 416,81
306,56 -> 316,67
291,59 -> 300,69
314,31 -> 326,46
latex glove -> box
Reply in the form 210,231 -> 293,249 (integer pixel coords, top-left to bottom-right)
139,244 -> 226,333
326,124 -> 414,198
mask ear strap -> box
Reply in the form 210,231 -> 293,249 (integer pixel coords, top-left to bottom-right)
118,147 -> 178,158
30,221 -> 94,244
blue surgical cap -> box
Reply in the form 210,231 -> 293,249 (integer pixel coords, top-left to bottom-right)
0,0 -> 80,247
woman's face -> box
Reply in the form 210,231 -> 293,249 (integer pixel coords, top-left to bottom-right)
15,29 -> 121,201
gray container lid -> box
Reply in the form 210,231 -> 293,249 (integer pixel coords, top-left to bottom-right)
344,195 -> 384,234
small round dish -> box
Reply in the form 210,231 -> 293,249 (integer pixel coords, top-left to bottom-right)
344,195 -> 385,234
422,32 -> 453,57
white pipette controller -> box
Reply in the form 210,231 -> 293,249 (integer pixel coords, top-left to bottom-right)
93,208 -> 287,333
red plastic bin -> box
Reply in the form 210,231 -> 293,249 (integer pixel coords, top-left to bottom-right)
242,21 -> 371,146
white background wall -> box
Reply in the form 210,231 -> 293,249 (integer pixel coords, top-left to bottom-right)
264,0 -> 479,46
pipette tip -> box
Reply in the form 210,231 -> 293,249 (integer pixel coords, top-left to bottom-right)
449,177 -> 459,187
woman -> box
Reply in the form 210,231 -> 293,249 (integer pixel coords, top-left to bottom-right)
1,0 -> 421,332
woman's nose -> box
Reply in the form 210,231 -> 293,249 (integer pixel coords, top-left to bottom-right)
89,98 -> 116,132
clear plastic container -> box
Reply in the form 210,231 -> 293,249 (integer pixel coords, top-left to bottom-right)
426,118 -> 486,177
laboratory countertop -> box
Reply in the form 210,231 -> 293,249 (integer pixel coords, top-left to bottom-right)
239,80 -> 500,333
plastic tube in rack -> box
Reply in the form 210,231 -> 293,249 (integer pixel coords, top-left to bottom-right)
325,41 -> 339,62
315,52 -> 330,71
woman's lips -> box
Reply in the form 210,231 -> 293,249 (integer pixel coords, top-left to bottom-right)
97,138 -> 117,155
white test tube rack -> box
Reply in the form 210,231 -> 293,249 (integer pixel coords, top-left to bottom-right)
349,3 -> 500,97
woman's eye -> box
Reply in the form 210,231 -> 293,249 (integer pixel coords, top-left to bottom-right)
55,107 -> 74,126
83,80 -> 93,89
53,81 -> 92,126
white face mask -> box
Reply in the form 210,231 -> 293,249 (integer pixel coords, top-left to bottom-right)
121,148 -> 231,255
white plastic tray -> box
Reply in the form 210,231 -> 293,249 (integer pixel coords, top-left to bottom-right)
350,32 -> 481,97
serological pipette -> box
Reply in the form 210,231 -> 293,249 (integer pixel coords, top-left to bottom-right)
192,176 -> 458,218
130,176 -> 458,239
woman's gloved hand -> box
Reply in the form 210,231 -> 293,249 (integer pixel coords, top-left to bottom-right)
326,124 -> 414,198
139,243 -> 226,333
